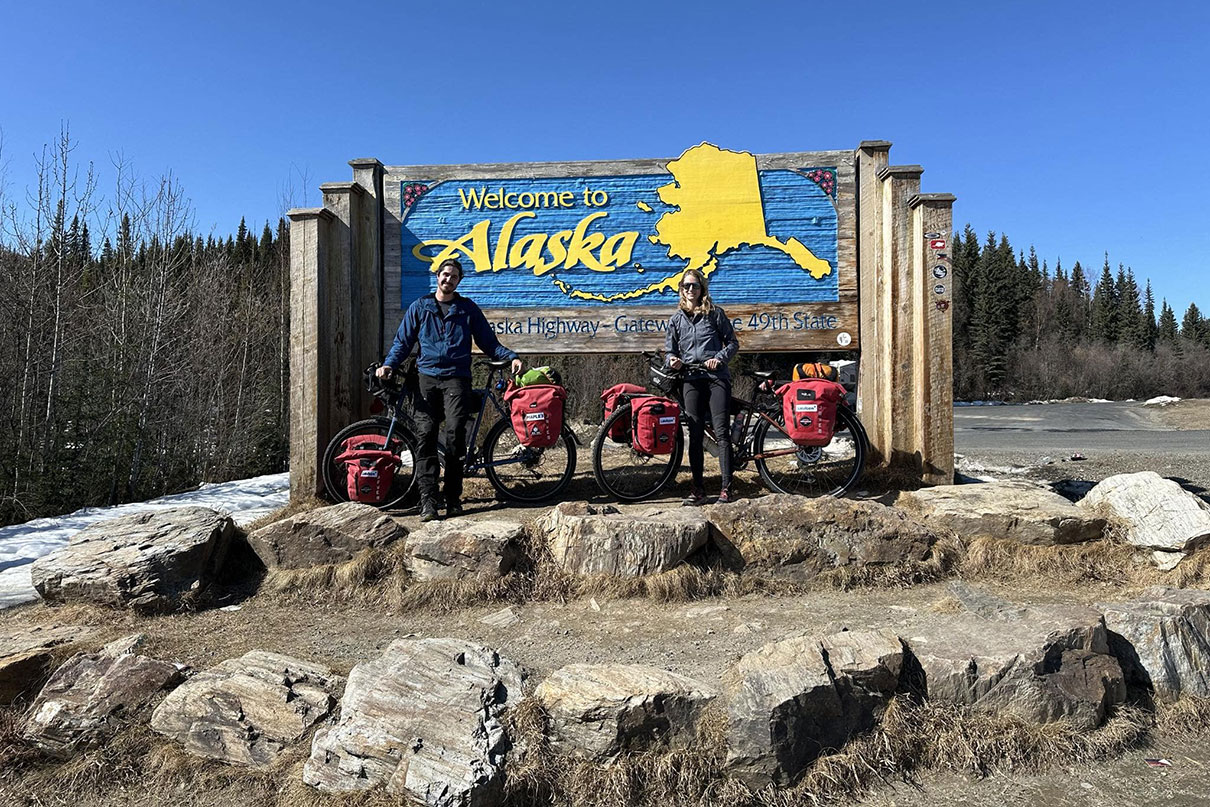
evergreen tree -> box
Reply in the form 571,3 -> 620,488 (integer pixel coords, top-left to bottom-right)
1116,266 -> 1146,349
1069,260 -> 1089,337
1088,258 -> 1118,342
1183,303 -> 1207,344
1158,300 -> 1179,344
1142,281 -> 1157,350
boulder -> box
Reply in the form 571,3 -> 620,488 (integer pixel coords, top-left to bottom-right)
245,502 -> 406,570
1101,587 -> 1210,701
30,507 -> 235,612
723,629 -> 904,788
405,519 -> 522,581
706,495 -> 937,580
1079,472 -> 1210,560
896,481 -> 1105,545
534,663 -> 717,759
150,650 -> 342,766
904,596 -> 1124,730
0,625 -> 94,705
23,651 -> 183,754
537,502 -> 709,577
304,638 -> 524,807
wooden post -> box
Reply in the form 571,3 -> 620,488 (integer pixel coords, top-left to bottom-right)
877,165 -> 923,470
286,207 -> 336,500
349,159 -> 385,361
856,141 -> 891,464
910,193 -> 956,485
320,182 -> 363,433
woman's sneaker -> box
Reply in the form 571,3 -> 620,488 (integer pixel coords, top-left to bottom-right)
682,488 -> 708,507
717,488 -> 733,504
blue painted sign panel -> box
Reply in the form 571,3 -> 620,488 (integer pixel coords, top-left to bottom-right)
398,144 -> 840,310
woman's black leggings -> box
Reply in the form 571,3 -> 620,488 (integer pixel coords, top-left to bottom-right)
682,375 -> 732,490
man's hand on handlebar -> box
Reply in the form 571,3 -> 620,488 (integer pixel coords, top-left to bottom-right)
375,365 -> 393,380
511,358 -> 523,376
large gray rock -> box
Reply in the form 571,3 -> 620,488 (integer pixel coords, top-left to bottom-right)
723,629 -> 904,788
150,650 -> 342,766
405,519 -> 522,581
304,638 -> 524,807
1079,472 -> 1210,565
246,502 -> 406,569
1101,587 -> 1210,701
896,481 -> 1106,545
30,507 -> 235,612
0,626 -> 94,705
905,596 -> 1124,730
537,502 -> 709,576
23,651 -> 183,754
706,495 -> 938,580
534,663 -> 717,759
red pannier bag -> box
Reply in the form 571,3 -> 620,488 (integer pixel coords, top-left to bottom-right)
776,380 -> 844,447
630,396 -> 680,455
334,436 -> 398,503
600,383 -> 646,442
504,383 -> 567,448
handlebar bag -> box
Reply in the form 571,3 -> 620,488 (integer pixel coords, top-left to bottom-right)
504,383 -> 567,448
630,396 -> 680,455
601,383 -> 646,443
775,380 -> 844,447
334,436 -> 398,503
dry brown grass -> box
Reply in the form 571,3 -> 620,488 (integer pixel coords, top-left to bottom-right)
1154,694 -> 1210,736
501,696 -> 1155,807
959,532 -> 1210,591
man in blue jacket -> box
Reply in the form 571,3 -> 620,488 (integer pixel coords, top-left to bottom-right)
377,258 -> 522,521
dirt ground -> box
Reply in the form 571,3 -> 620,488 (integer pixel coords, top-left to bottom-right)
3,405 -> 1210,806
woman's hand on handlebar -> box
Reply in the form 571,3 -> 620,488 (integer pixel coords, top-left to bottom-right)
510,358 -> 523,375
704,358 -> 721,371
668,355 -> 683,370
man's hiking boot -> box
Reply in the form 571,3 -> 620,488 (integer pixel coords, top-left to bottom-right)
420,499 -> 440,522
446,500 -> 464,518
717,488 -> 733,504
682,487 -> 708,507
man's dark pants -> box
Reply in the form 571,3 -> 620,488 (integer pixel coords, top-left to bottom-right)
414,373 -> 474,505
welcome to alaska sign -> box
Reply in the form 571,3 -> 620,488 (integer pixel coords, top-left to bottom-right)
382,143 -> 858,353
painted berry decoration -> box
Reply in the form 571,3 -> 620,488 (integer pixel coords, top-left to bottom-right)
403,182 -> 429,209
806,168 -> 836,198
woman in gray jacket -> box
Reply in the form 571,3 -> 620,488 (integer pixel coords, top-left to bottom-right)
665,269 -> 740,505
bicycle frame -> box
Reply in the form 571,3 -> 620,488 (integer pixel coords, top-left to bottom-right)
379,362 -> 554,474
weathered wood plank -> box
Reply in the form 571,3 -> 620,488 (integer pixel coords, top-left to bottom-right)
287,207 -> 335,500
879,166 -> 923,470
910,193 -> 956,485
856,142 -> 890,463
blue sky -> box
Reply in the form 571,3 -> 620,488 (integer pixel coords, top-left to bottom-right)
2,0 -> 1207,316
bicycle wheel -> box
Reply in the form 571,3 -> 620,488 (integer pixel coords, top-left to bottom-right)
591,403 -> 684,501
482,419 -> 577,503
753,405 -> 865,497
322,418 -> 420,509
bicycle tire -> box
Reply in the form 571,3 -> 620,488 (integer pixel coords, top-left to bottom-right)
753,405 -> 865,497
322,418 -> 420,509
482,418 -> 577,503
591,402 -> 684,501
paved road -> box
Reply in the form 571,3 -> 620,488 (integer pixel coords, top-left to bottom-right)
954,402 -> 1210,454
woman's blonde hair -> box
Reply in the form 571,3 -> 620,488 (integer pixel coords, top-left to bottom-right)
677,270 -> 714,314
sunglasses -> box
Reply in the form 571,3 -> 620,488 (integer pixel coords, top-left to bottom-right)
680,282 -> 701,290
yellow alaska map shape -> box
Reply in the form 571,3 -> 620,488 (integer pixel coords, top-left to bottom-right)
553,142 -> 832,302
